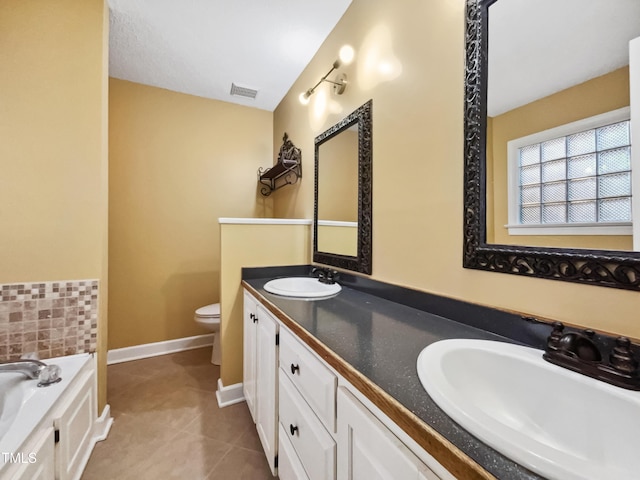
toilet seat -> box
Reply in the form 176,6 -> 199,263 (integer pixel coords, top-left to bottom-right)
195,303 -> 220,318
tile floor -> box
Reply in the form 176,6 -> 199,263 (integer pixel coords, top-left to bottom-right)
82,348 -> 274,480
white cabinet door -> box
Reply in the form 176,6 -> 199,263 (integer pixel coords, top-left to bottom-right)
54,369 -> 96,480
255,303 -> 279,476
337,388 -> 440,480
243,291 -> 258,421
7,427 -> 55,480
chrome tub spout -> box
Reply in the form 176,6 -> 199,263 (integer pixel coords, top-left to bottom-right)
0,359 -> 48,379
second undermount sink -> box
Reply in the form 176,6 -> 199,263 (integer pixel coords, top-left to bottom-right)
417,339 -> 640,480
264,277 -> 341,298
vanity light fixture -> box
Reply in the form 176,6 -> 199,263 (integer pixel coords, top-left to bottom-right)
299,45 -> 355,105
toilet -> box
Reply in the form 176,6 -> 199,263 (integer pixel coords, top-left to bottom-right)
194,303 -> 221,365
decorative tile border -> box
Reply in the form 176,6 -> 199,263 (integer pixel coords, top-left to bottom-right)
0,280 -> 98,361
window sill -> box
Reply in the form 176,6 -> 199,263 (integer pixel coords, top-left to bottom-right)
505,222 -> 632,236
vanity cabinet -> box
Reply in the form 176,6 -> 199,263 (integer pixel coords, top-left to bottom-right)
337,388 -> 439,480
279,373 -> 336,480
242,291 -> 279,476
277,423 -> 310,480
243,288 -> 451,480
279,328 -> 336,433
278,326 -> 337,480
243,291 -> 259,420
255,304 -> 279,476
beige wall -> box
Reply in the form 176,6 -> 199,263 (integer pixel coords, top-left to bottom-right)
219,222 -> 311,385
489,67 -> 631,249
318,224 -> 358,256
109,79 -> 273,350
273,0 -> 640,340
0,0 -> 109,409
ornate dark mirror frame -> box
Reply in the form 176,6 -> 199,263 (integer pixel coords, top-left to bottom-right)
463,0 -> 640,290
314,99 -> 373,274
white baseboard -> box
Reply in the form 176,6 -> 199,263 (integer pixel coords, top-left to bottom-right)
215,378 -> 245,408
107,334 -> 214,365
93,404 -> 113,442
75,405 -> 114,480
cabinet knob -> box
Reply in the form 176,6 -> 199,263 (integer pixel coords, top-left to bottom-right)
290,364 -> 300,375
289,424 -> 298,436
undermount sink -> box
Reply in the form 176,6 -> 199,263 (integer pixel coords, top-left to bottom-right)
417,339 -> 640,480
264,277 -> 341,298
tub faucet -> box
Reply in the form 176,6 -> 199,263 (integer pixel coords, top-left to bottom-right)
0,359 -> 61,386
0,359 -> 47,379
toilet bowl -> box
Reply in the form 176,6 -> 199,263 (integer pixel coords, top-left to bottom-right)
194,303 -> 220,365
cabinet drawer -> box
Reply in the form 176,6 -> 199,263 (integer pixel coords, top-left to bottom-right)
280,327 -> 337,432
279,373 -> 336,480
278,423 -> 311,480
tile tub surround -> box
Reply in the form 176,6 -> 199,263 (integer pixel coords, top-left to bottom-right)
0,280 -> 98,361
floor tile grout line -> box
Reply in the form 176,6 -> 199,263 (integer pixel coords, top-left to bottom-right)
84,347 -> 273,479
204,444 -> 237,479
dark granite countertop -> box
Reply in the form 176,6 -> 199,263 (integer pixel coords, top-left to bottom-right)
243,265 -> 547,480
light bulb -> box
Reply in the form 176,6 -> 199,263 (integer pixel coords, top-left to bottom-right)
339,45 -> 355,65
299,91 -> 311,105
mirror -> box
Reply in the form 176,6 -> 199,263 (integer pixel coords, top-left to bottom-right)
317,124 -> 359,257
486,0 -> 640,251
314,100 -> 372,274
463,0 -> 640,289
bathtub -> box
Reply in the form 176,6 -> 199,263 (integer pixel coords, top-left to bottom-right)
0,353 -> 93,471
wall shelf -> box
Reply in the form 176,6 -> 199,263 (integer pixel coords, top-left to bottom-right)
258,133 -> 302,196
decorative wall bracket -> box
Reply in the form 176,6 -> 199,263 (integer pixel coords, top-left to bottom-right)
258,133 -> 302,196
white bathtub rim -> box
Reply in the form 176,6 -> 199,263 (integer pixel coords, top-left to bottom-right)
0,353 -> 93,467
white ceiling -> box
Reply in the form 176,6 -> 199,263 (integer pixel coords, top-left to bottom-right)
107,0 -> 352,111
488,0 -> 640,117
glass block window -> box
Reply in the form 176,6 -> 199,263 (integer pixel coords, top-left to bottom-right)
517,120 -> 632,225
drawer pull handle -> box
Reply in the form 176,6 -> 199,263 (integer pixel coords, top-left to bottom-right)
290,364 -> 300,375
289,424 -> 298,436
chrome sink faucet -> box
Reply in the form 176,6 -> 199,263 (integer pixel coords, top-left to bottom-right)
0,359 -> 62,386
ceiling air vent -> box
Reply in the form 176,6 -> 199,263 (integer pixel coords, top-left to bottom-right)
230,83 -> 258,99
